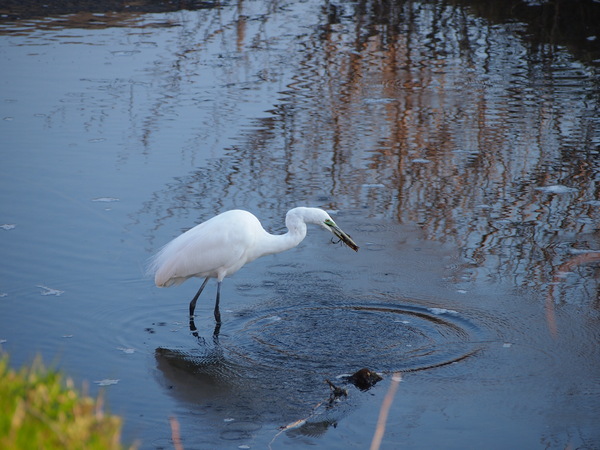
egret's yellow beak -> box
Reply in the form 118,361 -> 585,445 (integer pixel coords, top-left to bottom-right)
325,219 -> 359,252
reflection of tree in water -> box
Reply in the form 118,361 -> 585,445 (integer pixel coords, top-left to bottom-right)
135,1 -> 598,301
0,0 -> 219,23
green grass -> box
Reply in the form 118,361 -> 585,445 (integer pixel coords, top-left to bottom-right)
0,355 -> 131,449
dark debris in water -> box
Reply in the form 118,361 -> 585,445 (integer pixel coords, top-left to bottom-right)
325,379 -> 347,403
276,367 -> 383,438
343,367 -> 383,391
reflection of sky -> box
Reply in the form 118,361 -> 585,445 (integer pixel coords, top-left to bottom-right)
0,2 -> 599,448
1,3 -> 598,304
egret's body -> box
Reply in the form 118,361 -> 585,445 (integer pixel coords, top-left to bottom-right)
148,207 -> 358,323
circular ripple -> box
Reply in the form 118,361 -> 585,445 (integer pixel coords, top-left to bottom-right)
225,303 -> 482,374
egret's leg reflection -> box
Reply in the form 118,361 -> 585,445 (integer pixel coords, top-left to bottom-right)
189,315 -> 221,341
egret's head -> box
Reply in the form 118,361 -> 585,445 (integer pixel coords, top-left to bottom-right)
287,207 -> 359,252
323,217 -> 359,252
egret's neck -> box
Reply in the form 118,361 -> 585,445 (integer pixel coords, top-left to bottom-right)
253,223 -> 307,260
265,226 -> 307,255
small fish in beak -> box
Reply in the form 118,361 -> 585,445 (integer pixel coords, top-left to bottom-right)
324,219 -> 359,252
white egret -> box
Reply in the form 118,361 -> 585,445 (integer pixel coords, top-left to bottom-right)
148,207 -> 359,323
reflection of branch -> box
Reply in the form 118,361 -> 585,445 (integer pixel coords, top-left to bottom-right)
370,373 -> 402,450
269,370 -> 383,447
169,416 -> 184,450
269,378 -> 347,445
268,398 -> 325,449
127,0 -> 600,303
546,252 -> 600,337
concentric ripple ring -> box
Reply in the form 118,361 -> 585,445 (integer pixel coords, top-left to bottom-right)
225,302 -> 483,374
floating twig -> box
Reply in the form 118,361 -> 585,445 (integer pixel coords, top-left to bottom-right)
370,373 -> 402,450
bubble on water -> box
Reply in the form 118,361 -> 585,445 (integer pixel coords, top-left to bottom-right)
264,315 -> 281,323
117,347 -> 135,354
428,307 -> 459,315
94,379 -> 119,386
92,197 -> 120,202
535,185 -> 577,194
37,285 -> 64,296
1,224 -> 16,230
110,50 -> 141,57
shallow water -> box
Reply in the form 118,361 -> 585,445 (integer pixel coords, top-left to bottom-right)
0,0 -> 599,448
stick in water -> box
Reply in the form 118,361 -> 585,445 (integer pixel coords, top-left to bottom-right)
370,373 -> 402,450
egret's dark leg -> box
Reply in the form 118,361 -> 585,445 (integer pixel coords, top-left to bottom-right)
214,281 -> 222,324
189,277 -> 210,317
189,315 -> 199,338
212,321 -> 221,339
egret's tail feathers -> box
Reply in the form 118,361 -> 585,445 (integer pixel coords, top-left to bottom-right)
146,249 -> 172,287
147,252 -> 189,287
154,270 -> 184,288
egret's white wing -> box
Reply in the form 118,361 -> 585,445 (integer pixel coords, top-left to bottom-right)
149,210 -> 260,287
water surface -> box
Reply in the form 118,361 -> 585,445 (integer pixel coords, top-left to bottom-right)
0,0 -> 599,448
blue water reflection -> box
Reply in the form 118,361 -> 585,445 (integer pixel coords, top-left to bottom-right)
0,1 -> 598,448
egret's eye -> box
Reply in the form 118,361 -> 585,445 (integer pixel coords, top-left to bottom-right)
324,219 -> 336,227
